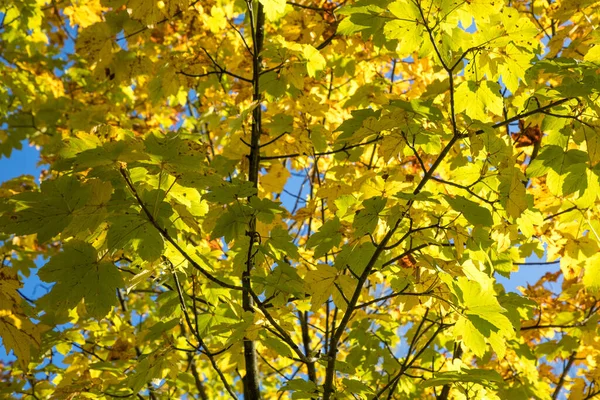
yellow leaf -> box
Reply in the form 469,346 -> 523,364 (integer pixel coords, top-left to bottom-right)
331,275 -> 356,311
379,131 -> 406,162
500,168 -> 527,219
261,163 -> 291,193
0,309 -> 41,368
76,22 -> 113,66
303,45 -> 326,78
0,267 -> 42,368
207,6 -> 227,32
455,81 -> 504,122
63,0 -> 104,28
583,254 -> 600,293
454,317 -> 486,358
304,264 -> 337,312
584,45 -> 600,62
259,0 -> 286,21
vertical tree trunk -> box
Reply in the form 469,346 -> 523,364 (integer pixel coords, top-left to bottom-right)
242,1 -> 265,399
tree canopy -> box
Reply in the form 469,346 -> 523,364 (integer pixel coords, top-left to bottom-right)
1,0 -> 600,398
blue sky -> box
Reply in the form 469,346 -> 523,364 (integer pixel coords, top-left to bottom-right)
0,142 -> 44,182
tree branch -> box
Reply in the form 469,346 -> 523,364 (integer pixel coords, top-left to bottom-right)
171,269 -> 239,400
436,343 -> 463,400
552,352 -> 577,400
513,260 -> 560,266
462,98 -> 574,138
178,70 -> 251,82
373,323 -> 448,399
298,311 -> 318,383
249,290 -> 312,364
261,136 -> 383,160
196,47 -> 253,83
322,132 -> 459,398
119,166 -> 242,291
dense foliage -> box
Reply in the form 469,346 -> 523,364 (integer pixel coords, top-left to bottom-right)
2,0 -> 600,398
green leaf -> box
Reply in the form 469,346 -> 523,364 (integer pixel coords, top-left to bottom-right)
63,179 -> 113,237
262,263 -> 305,300
334,242 -> 377,275
143,132 -> 210,175
249,196 -> 284,224
0,175 -> 90,242
383,1 -> 423,57
562,163 -> 588,196
260,71 -> 287,98
444,195 -> 493,226
584,44 -> 600,62
144,318 -> 180,342
128,348 -> 173,392
66,135 -> 146,171
499,292 -> 537,331
378,130 -> 406,162
194,307 -> 236,335
458,278 -> 514,335
516,209 -> 544,239
75,22 -> 113,64
107,211 -> 165,262
335,109 -> 381,141
260,334 -> 294,358
527,145 -> 564,178
204,180 -> 257,204
389,99 -> 444,121
497,43 -> 534,93
281,379 -> 318,395
337,13 -> 371,35
528,146 -> 588,186
265,114 -> 294,136
309,125 -> 329,152
395,190 -> 440,203
343,378 -> 374,394
334,194 -> 359,221
353,196 -> 387,236
265,226 -> 300,260
583,254 -> 600,293
306,218 -> 342,258
211,203 -> 251,242
337,9 -> 388,46
38,241 -> 123,318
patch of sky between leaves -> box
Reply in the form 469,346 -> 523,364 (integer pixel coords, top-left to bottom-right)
116,30 -> 130,50
0,139 -> 45,182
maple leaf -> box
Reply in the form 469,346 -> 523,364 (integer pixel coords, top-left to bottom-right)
454,81 -> 504,122
0,176 -> 91,242
259,0 -> 286,21
38,241 -> 123,318
0,267 -> 41,368
304,264 -> 337,312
